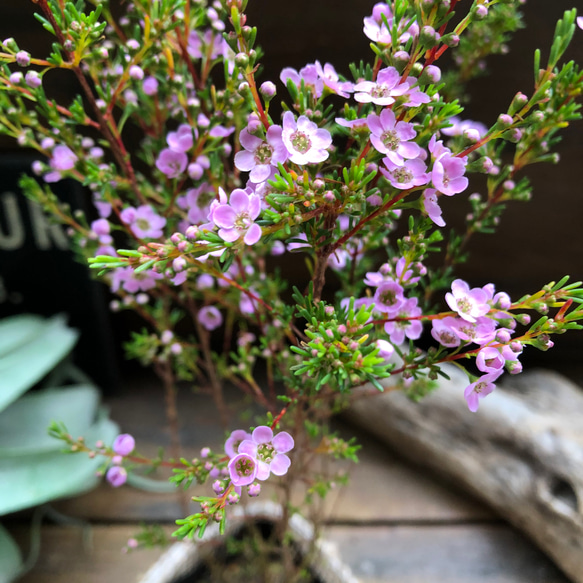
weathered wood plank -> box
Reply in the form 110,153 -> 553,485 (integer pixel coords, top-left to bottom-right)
7,525 -> 170,583
324,524 -> 571,583
6,523 -> 570,583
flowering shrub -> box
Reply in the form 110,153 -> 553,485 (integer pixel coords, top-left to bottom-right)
3,0 -> 583,547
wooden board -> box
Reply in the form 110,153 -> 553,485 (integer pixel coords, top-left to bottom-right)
1,376 -> 570,582
5,523 -> 570,583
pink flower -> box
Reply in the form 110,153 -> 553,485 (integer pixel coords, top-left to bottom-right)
281,111 -> 332,165
234,125 -> 289,183
179,183 -> 214,224
431,317 -> 461,348
120,205 -> 166,239
451,316 -> 497,346
25,70 -> 42,88
112,433 -> 135,456
106,466 -> 127,487
476,347 -> 505,374
367,109 -> 420,164
373,281 -> 405,314
51,145 -> 78,171
446,279 -> 490,323
156,148 -> 188,178
238,426 -> 294,481
198,305 -> 223,331
167,124 -> 194,153
315,61 -> 354,98
225,429 -> 252,458
383,297 -> 423,344
422,188 -> 445,227
280,64 -> 323,98
228,453 -> 257,487
212,188 -> 262,245
432,154 -> 469,196
577,16 -> 583,30
335,117 -> 369,130
464,372 -> 502,412
187,29 -> 224,60
363,2 -> 419,45
375,339 -> 395,362
110,266 -> 162,294
354,67 -> 409,106
380,157 -> 429,190
142,76 -> 158,95
441,116 -> 487,142
363,3 -> 393,44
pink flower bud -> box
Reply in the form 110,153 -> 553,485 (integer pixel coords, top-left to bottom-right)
112,433 -> 135,456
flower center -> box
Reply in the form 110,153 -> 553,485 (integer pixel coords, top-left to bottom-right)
235,457 -> 255,477
381,130 -> 400,150
371,84 -> 391,99
136,218 -> 151,231
235,212 -> 251,232
257,443 -> 275,463
439,331 -> 457,345
254,143 -> 273,164
379,289 -> 398,306
474,381 -> 487,394
392,167 -> 413,183
457,298 -> 472,314
290,131 -> 312,154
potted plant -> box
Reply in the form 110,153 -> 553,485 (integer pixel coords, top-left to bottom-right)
1,0 -> 582,580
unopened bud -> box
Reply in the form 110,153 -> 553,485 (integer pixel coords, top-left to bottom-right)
442,33 -> 459,47
474,5 -> 488,19
497,113 -> 513,127
259,81 -> 276,99
419,65 -> 441,85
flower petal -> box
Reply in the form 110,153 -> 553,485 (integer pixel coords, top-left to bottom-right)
272,431 -> 294,453
239,128 -> 262,151
213,205 -> 236,229
252,425 -> 273,444
270,454 -> 291,476
243,223 -> 261,246
234,150 -> 256,172
229,189 -> 250,214
238,439 -> 258,457
256,460 -> 271,481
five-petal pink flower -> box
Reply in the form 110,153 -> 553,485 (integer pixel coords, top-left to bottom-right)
281,111 -> 332,165
212,188 -> 262,245
238,426 -> 294,481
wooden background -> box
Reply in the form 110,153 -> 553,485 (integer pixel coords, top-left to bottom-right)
5,377 -> 574,582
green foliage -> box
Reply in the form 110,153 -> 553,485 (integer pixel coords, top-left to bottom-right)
290,287 -> 392,393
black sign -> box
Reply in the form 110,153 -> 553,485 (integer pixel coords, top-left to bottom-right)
0,154 -> 119,393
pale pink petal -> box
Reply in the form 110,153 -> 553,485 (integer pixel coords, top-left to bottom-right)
218,227 -> 239,242
367,113 -> 384,136
234,150 -> 256,172
270,454 -> 291,476
243,223 -> 261,245
238,440 -> 258,457
252,426 -> 273,444
272,431 -> 294,453
213,205 -> 236,229
239,128 -> 262,150
229,189 -> 250,213
249,164 -> 271,183
256,460 -> 271,481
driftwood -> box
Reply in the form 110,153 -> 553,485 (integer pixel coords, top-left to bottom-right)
346,365 -> 583,583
